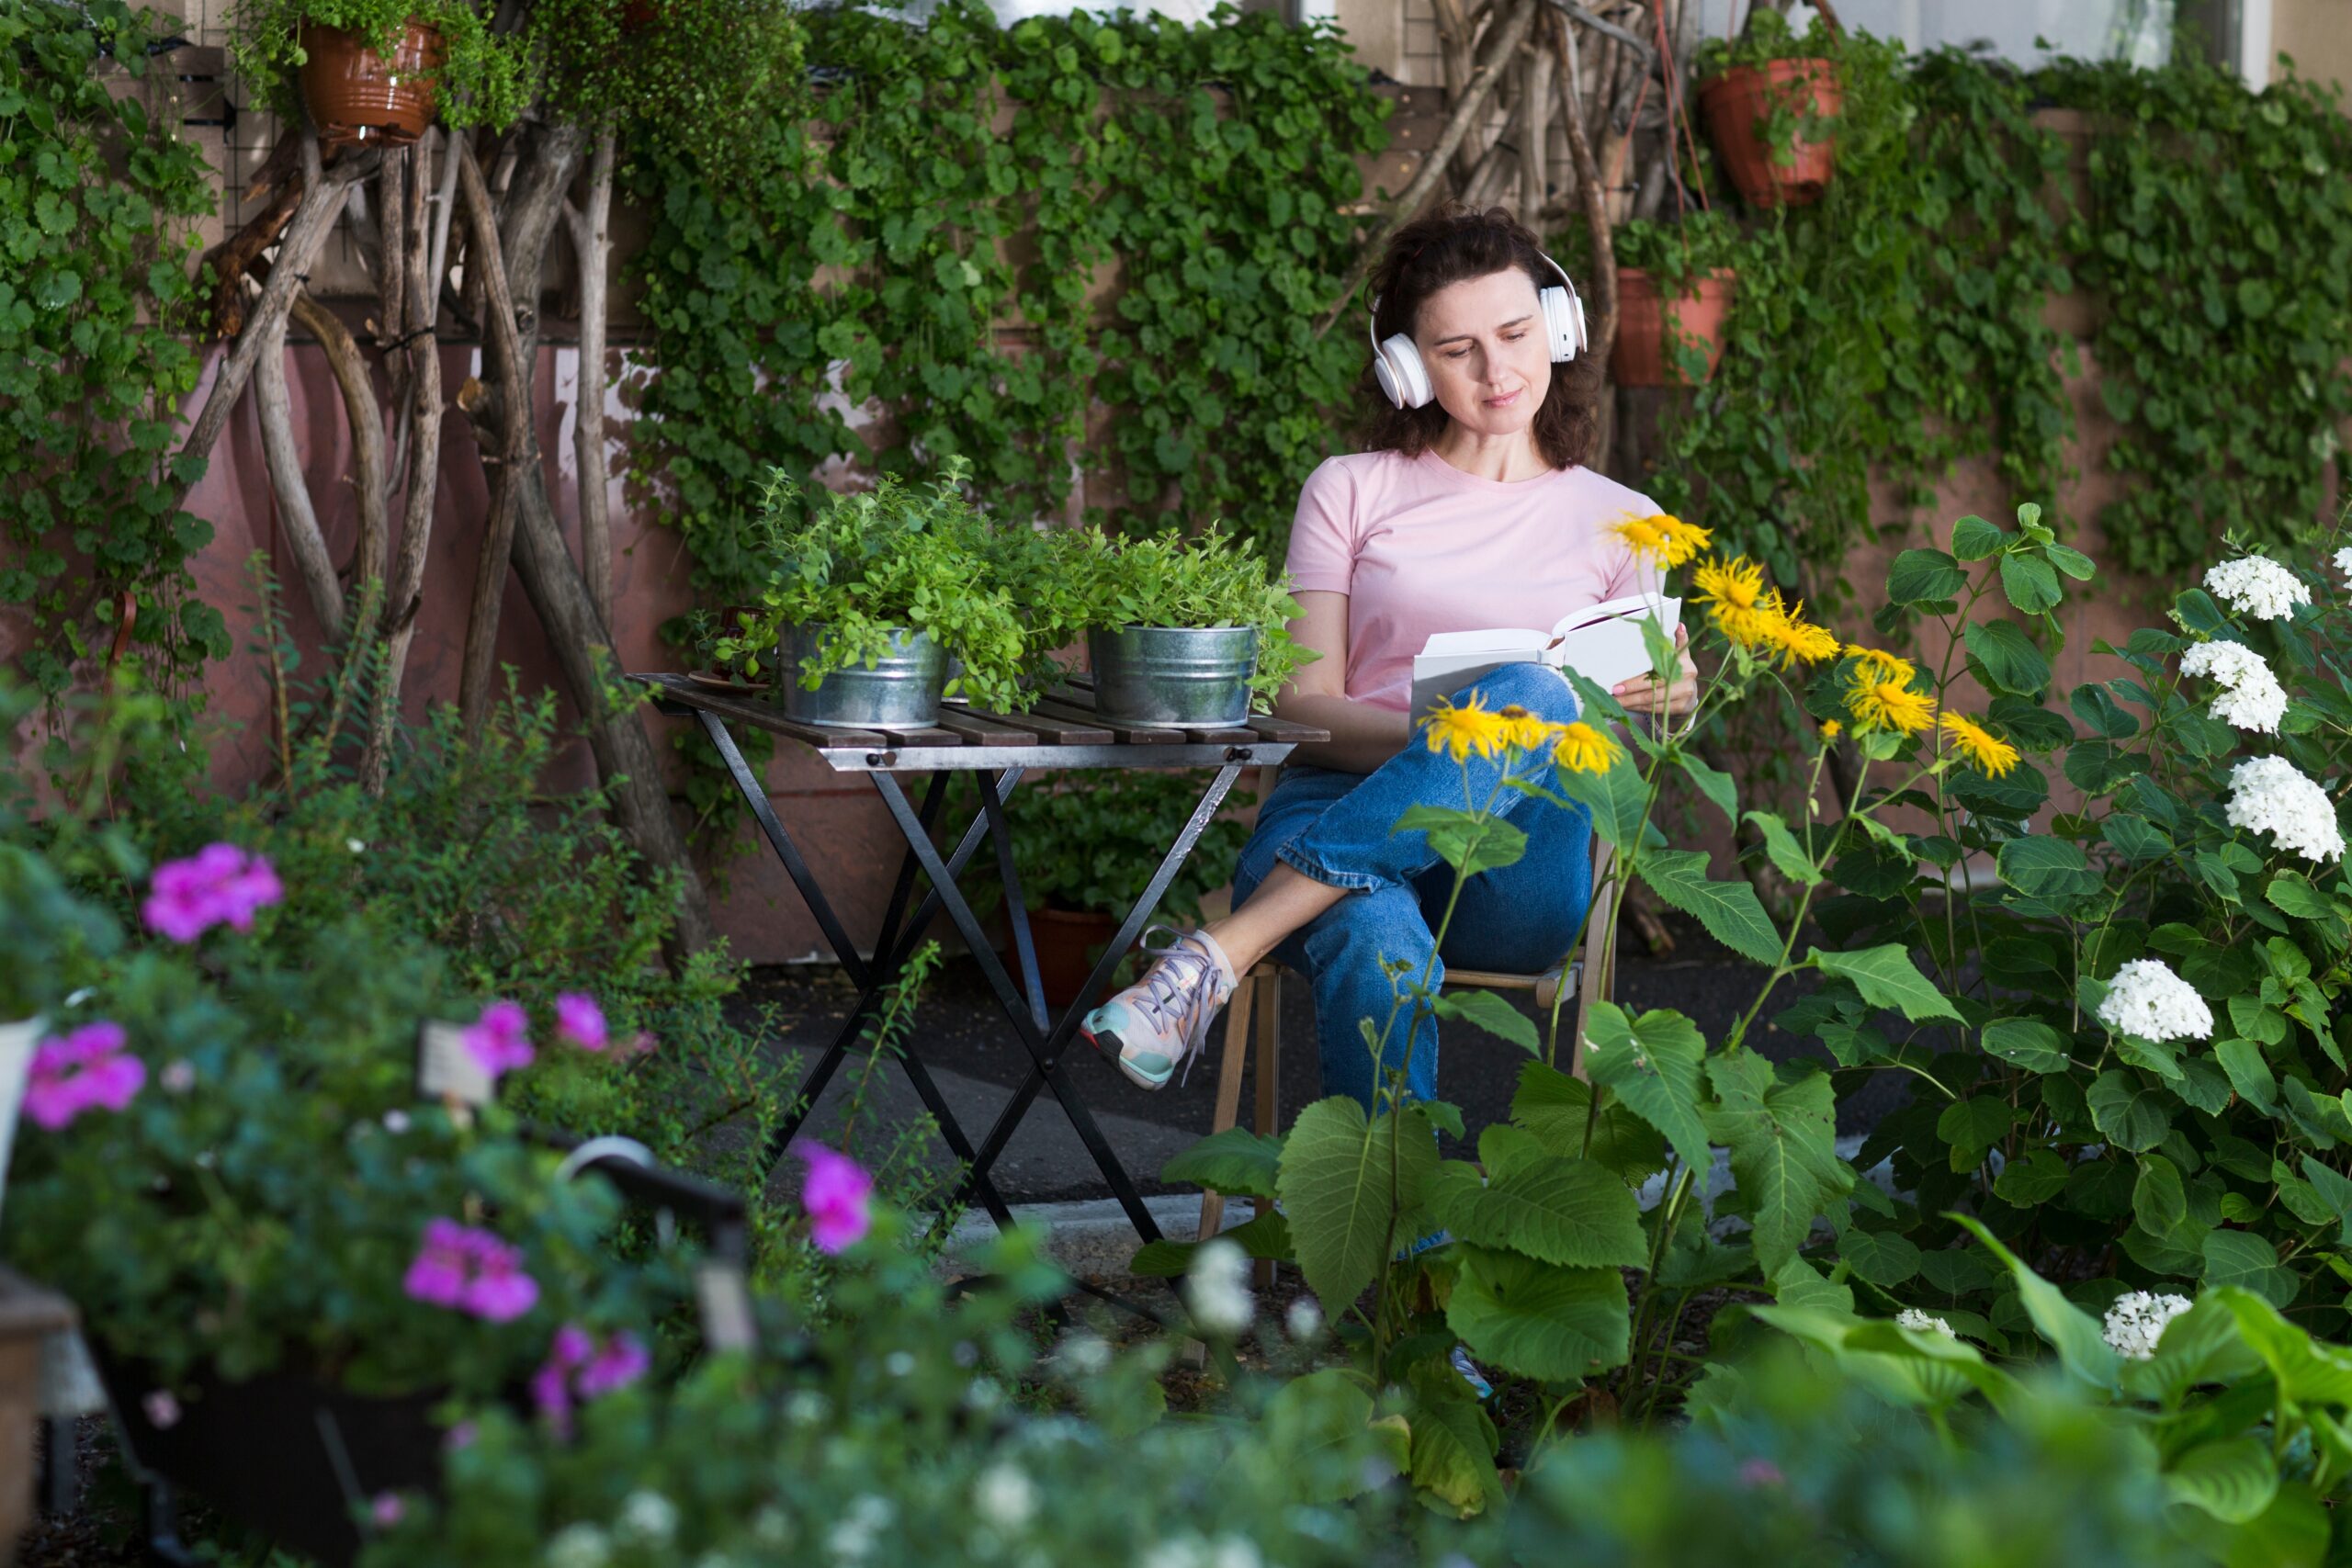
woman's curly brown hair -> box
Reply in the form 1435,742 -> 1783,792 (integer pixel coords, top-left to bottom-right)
1358,204 -> 1602,470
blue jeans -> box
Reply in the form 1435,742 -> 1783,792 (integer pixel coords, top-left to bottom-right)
1229,663 -> 1595,1114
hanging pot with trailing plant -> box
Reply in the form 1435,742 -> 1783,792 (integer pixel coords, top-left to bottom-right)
1606,213 -> 1741,388
1692,13 -> 1844,209
298,16 -> 444,149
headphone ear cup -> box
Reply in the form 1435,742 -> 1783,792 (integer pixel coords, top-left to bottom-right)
1376,333 -> 1432,409
1539,286 -> 1579,363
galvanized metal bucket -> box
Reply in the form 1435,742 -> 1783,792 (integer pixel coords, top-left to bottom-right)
1088,625 -> 1259,728
774,626 -> 946,728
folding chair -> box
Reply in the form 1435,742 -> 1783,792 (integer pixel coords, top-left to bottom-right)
1195,764 -> 1623,1249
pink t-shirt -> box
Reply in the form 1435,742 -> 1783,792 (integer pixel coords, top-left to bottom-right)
1283,448 -> 1664,712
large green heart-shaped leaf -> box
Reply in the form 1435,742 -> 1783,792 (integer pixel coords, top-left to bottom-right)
1704,1051 -> 1847,1271
2086,1069 -> 2172,1152
1511,1059 -> 1667,1180
2165,1437 -> 2280,1524
1160,1125 -> 1283,1199
1582,1002 -> 1712,1179
1642,848 -> 1781,964
1447,1155 -> 1645,1269
1963,617 -> 2052,695
1886,547 -> 1967,604
1981,1017 -> 2071,1072
2202,1232 -> 2298,1310
1400,1371 -> 1502,1518
1444,1246 -> 1629,1380
1276,1097 -> 1438,1314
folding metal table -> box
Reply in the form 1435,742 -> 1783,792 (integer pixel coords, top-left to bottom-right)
637,673 -> 1328,1249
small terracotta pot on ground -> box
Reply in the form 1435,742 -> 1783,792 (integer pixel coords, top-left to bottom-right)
1611,267 -> 1736,387
1699,58 -> 1841,208
299,18 -> 443,151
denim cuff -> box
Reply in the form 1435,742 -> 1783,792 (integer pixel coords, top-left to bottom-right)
1272,839 -> 1385,893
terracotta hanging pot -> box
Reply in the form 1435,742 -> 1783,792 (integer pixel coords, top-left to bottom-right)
299,17 -> 443,151
1611,266 -> 1736,388
1699,58 -> 1841,208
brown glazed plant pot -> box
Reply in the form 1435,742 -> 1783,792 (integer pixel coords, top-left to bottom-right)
299,17 -> 442,151
1699,58 -> 1841,208
1611,266 -> 1736,387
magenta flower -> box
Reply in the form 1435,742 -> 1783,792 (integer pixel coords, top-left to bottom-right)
402,1219 -> 539,1323
554,993 -> 608,1052
531,1323 -> 648,1438
460,1235 -> 540,1323
25,1021 -> 145,1131
369,1492 -> 405,1528
443,1420 -> 478,1452
141,843 -> 281,943
459,1000 -> 535,1079
401,1218 -> 473,1309
796,1144 -> 874,1255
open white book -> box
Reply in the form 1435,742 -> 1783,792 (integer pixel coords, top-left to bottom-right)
1410,594 -> 1681,726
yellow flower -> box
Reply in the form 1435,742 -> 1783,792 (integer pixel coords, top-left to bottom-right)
1421,694 -> 1510,762
1495,704 -> 1555,754
1845,645 -> 1917,687
1755,594 -> 1842,668
1819,719 -> 1842,740
1691,556 -> 1778,649
1612,513 -> 1713,569
1847,672 -> 1937,735
1550,720 -> 1622,774
1939,711 -> 2019,777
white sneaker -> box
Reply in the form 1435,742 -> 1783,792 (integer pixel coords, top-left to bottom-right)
1079,926 -> 1238,1090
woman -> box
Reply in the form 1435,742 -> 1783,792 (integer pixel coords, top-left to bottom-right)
1081,206 -> 1698,1111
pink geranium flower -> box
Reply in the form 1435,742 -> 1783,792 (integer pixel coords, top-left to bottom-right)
554,993 -> 607,1052
796,1144 -> 874,1255
141,843 -> 281,943
459,1000 -> 535,1079
25,1021 -> 145,1131
402,1219 -> 539,1323
530,1323 -> 648,1438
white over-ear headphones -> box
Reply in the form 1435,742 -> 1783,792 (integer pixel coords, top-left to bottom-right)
1368,249 -> 1589,411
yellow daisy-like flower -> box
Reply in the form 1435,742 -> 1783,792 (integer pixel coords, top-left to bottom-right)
1691,556 -> 1778,649
1422,693 -> 1510,763
1495,704 -> 1555,755
1755,594 -> 1843,668
1550,720 -> 1622,774
1845,644 -> 1917,687
1819,719 -> 1842,740
1847,672 -> 1937,735
1612,513 -> 1714,569
1939,711 -> 2019,777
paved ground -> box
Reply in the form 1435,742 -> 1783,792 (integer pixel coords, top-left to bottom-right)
731,910 -> 1913,1205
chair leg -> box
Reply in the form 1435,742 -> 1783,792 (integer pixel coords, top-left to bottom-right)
1251,969 -> 1281,1289
1197,971 -> 1258,1243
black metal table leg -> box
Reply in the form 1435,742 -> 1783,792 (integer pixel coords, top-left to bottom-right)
696,710 -> 870,991
977,770 -> 1048,1033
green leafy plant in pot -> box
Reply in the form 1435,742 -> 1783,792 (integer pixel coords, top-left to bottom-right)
1058,526 -> 1308,729
718,463 -> 1047,728
1692,11 -> 1850,209
230,0 -> 531,149
1603,209 -> 1745,388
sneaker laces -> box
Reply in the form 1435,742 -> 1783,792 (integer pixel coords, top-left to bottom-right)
1127,925 -> 1227,1087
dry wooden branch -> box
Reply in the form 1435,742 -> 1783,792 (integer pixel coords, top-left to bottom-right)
288,289 -> 389,595
1520,44 -> 1555,217
170,130 -> 376,525
454,136 -> 531,734
1551,8 -> 1617,364
254,312 -> 347,637
1314,0 -> 1538,336
567,127 -> 618,629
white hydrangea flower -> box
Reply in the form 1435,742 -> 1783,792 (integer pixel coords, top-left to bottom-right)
1183,1238 -> 1254,1336
2096,958 -> 2214,1043
1895,1307 -> 1955,1337
1207,1538 -> 1263,1568
1057,1331 -> 1111,1376
2179,639 -> 2288,733
752,1507 -> 796,1550
1285,1296 -> 1323,1341
884,1350 -> 915,1377
1137,1538 -> 1211,1568
2207,556 -> 2312,621
972,1462 -> 1037,1532
2335,546 -> 2352,584
2227,754 -> 2346,863
2102,1291 -> 2193,1360
617,1493 -> 676,1545
827,1496 -> 893,1565
544,1524 -> 613,1568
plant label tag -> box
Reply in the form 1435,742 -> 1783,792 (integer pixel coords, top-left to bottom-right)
416,1021 -> 493,1106
695,1260 -> 756,1352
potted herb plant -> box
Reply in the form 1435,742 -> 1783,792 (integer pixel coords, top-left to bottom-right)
1693,11 -> 1844,209
230,0 -> 530,149
1606,210 -> 1743,388
1058,527 -> 1307,729
722,464 -> 1062,728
